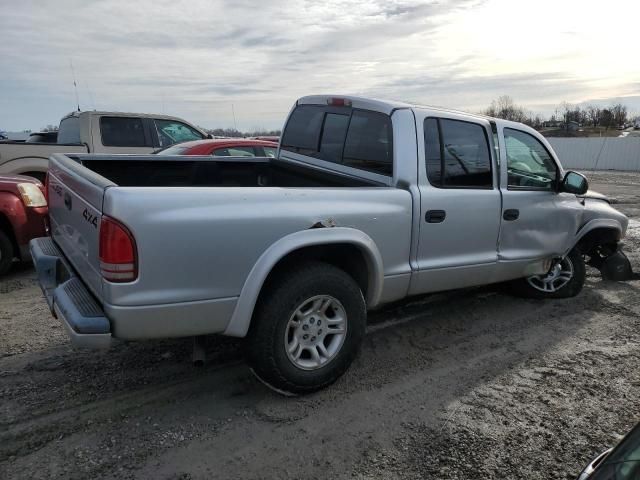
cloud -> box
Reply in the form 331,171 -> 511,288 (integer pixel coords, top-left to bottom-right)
0,0 -> 638,130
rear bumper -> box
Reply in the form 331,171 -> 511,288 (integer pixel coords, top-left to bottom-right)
30,237 -> 112,349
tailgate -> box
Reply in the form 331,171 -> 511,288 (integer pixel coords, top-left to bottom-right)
47,153 -> 116,301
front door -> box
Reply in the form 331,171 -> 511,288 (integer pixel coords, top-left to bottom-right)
496,126 -> 583,277
409,114 -> 502,295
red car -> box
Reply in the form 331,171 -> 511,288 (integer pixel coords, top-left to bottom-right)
156,139 -> 278,158
0,175 -> 48,275
251,135 -> 279,143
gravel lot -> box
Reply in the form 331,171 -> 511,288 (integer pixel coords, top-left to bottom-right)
1,171 -> 639,480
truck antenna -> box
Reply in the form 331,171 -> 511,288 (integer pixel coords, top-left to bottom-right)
69,59 -> 81,112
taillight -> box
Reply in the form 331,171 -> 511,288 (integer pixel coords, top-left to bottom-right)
17,182 -> 47,207
99,216 -> 137,282
327,97 -> 352,107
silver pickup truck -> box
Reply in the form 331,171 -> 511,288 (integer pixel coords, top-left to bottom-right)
31,95 -> 631,394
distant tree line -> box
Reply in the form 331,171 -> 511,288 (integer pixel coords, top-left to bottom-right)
201,127 -> 281,138
552,102 -> 629,129
483,95 -> 637,131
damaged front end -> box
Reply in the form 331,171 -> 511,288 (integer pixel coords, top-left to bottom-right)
575,191 -> 635,281
585,244 -> 634,281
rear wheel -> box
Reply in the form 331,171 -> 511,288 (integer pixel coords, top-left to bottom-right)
0,230 -> 15,276
511,248 -> 586,299
246,262 -> 366,395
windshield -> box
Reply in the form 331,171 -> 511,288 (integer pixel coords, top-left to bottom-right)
154,119 -> 204,148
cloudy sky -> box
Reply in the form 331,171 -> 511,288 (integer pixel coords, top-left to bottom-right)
1,0 -> 639,131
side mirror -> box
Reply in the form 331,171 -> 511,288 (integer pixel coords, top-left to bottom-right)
561,171 -> 588,195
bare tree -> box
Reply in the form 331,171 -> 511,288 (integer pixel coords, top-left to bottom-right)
610,103 -> 628,126
483,95 -> 528,123
586,105 -> 601,127
600,109 -> 614,129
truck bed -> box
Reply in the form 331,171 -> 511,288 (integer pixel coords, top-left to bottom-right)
46,152 -> 410,328
70,154 -> 380,188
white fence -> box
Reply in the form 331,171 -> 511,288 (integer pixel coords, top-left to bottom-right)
547,137 -> 640,171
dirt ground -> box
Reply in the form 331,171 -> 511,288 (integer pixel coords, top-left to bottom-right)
1,171 -> 639,480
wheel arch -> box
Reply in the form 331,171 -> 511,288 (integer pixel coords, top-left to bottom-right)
0,157 -> 49,176
223,227 -> 384,337
569,219 -> 624,255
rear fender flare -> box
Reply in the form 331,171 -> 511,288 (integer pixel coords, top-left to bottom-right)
223,227 -> 384,337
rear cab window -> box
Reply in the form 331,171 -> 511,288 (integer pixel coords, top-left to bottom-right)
57,116 -> 81,144
281,104 -> 393,177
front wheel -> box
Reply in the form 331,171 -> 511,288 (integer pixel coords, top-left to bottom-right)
246,262 -> 366,395
511,248 -> 586,299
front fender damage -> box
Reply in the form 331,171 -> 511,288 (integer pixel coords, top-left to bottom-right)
587,246 -> 634,281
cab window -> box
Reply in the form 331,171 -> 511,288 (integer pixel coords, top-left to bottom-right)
100,117 -> 147,147
281,105 -> 393,177
424,118 -> 493,188
154,119 -> 204,148
504,128 -> 558,190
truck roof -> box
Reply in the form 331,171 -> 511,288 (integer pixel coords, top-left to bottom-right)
296,94 -> 529,129
60,110 -> 197,122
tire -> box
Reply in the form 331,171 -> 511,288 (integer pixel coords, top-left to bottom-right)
0,230 -> 15,276
510,248 -> 586,299
246,261 -> 366,395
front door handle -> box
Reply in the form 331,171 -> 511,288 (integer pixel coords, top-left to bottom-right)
425,210 -> 446,223
503,209 -> 519,221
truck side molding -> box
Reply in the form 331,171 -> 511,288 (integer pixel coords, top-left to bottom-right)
223,227 -> 384,337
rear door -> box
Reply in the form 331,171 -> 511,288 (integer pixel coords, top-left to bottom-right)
496,125 -> 583,269
409,113 -> 502,294
47,154 -> 113,301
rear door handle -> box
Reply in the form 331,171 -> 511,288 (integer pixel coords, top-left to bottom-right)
425,210 -> 446,223
503,209 -> 519,221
